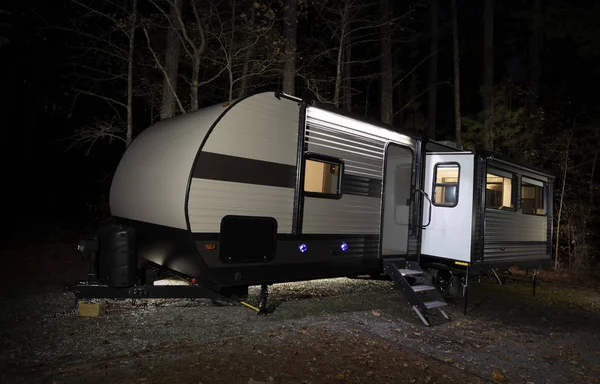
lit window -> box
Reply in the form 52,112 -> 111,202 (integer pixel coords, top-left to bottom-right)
304,155 -> 343,197
486,171 -> 516,210
521,177 -> 545,215
432,163 -> 459,207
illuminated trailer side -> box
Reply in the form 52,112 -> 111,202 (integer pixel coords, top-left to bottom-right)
107,91 -> 421,293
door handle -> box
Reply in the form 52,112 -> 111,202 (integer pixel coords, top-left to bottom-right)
415,189 -> 432,228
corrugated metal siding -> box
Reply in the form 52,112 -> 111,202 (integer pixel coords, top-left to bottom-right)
188,179 -> 294,233
302,195 -> 381,234
305,123 -> 386,179
483,242 -> 547,263
484,209 -> 547,263
303,107 -> 417,237
202,93 -> 299,166
188,93 -> 299,234
111,103 -> 226,229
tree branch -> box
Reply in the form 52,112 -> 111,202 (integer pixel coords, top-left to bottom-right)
143,27 -> 186,115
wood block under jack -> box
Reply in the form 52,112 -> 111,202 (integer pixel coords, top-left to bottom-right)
78,301 -> 106,317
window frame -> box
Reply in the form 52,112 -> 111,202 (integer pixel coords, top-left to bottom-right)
520,176 -> 547,216
485,168 -> 518,211
432,162 -> 460,208
302,152 -> 345,200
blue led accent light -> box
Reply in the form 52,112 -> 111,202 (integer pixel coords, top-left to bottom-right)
340,242 -> 348,252
298,244 -> 308,253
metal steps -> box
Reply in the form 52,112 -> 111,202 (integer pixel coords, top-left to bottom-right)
398,269 -> 423,276
411,284 -> 436,293
424,300 -> 447,309
383,258 -> 449,326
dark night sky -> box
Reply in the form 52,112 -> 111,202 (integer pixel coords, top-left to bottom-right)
1,0 -> 599,246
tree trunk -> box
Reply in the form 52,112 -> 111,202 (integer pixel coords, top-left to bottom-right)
239,0 -> 256,98
529,0 -> 542,110
190,58 -> 200,111
228,67 -> 234,101
126,0 -> 137,147
395,82 -> 404,125
394,53 -> 404,125
333,7 -> 349,108
451,0 -> 461,147
380,0 -> 393,124
344,37 -> 352,112
188,0 -> 206,112
586,148 -> 600,228
555,125 -> 574,270
282,0 -> 297,95
482,0 -> 494,150
160,0 -> 183,120
426,0 -> 438,140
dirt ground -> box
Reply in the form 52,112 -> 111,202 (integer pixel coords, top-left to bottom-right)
1,243 -> 599,384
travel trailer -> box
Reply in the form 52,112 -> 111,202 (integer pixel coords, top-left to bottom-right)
74,91 -> 554,325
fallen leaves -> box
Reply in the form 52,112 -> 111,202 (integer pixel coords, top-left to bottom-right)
248,377 -> 273,384
492,368 -> 505,383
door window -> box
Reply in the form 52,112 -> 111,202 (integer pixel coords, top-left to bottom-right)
432,163 -> 460,207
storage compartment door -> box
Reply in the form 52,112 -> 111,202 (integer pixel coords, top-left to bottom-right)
421,153 -> 474,262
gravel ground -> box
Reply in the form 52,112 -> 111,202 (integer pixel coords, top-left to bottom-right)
1,244 -> 599,383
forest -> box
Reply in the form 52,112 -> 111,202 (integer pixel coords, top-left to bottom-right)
2,0 -> 599,273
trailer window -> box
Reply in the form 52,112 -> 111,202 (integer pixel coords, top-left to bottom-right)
521,178 -> 545,215
486,172 -> 516,210
304,155 -> 343,198
432,163 -> 459,207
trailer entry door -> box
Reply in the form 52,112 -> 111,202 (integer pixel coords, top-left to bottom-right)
421,153 -> 474,262
380,143 -> 414,257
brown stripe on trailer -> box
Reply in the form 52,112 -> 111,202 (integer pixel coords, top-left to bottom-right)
193,151 -> 383,198
193,152 -> 297,189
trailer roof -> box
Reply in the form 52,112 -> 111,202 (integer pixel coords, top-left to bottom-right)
301,95 -> 422,142
478,150 -> 555,179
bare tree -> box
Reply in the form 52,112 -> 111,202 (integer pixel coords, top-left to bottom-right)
204,0 -> 283,100
380,0 -> 393,124
238,0 -> 257,98
529,0 -> 542,110
149,0 -> 281,105
301,0 -> 387,108
127,0 -> 138,145
344,38 -> 352,112
160,0 -> 183,119
282,0 -> 297,95
148,0 -> 207,112
555,123 -> 575,270
426,0 -> 438,139
390,1 -> 435,127
451,0 -> 461,146
482,0 -> 494,150
65,0 -> 139,151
